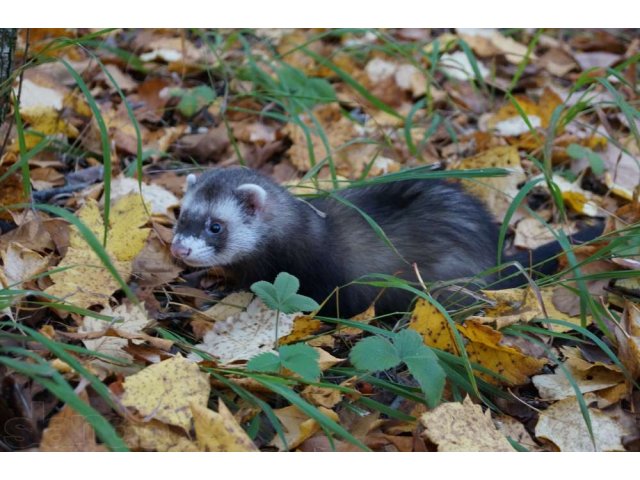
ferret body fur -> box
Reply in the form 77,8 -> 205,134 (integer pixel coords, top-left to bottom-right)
171,167 -> 598,317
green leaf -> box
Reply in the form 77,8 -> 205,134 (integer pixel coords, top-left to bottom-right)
403,351 -> 446,409
247,352 -> 281,373
394,329 -> 446,407
393,329 -> 425,358
173,85 -> 217,117
284,293 -> 320,313
280,344 -> 321,382
250,280 -> 280,310
273,272 -> 300,301
566,143 -> 605,176
350,336 -> 401,371
251,272 -> 319,314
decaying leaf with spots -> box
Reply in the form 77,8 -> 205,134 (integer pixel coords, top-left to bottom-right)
408,298 -> 459,354
459,320 -> 548,385
121,355 -> 210,431
43,195 -> 150,309
188,297 -> 300,364
421,396 -> 515,452
409,297 -> 547,384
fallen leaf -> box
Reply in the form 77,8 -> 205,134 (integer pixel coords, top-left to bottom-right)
39,390 -> 108,452
408,298 -> 458,354
44,195 -> 150,309
439,51 -> 489,81
614,302 -> 640,379
456,145 -> 527,221
270,404 -> 339,451
535,397 -> 632,451
123,419 -> 200,452
459,320 -> 548,385
191,400 -> 259,452
421,396 -> 515,451
107,176 -> 180,219
80,302 -> 153,374
0,242 -> 49,290
122,355 -> 210,431
188,298 -> 299,364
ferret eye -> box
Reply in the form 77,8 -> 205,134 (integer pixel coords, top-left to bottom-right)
209,222 -> 223,234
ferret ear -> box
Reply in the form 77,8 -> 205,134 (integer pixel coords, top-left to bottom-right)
235,183 -> 267,215
186,174 -> 197,190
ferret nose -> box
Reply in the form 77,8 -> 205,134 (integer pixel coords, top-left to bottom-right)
171,242 -> 191,259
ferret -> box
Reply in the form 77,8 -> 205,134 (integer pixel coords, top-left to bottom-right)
171,167 -> 601,318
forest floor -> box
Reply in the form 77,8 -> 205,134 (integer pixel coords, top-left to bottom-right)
0,28 -> 639,452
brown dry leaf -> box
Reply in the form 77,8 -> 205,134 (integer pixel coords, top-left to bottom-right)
614,302 -> 640,379
532,361 -> 624,401
538,47 -> 578,76
513,217 -> 579,250
456,145 -> 526,221
493,414 -> 543,451
198,291 -> 255,322
315,348 -> 344,371
421,396 -> 515,452
535,397 -> 633,451
0,166 -> 28,221
0,242 -> 49,290
191,400 -> 259,452
123,419 -> 200,452
188,298 -> 299,364
459,319 -> 548,385
44,195 -> 150,309
131,235 -> 182,288
301,384 -> 343,409
473,287 -> 589,333
270,404 -> 339,451
0,211 -> 57,253
408,298 -> 458,354
85,102 -> 149,155
96,64 -> 137,91
171,125 -> 230,160
284,103 -> 359,173
39,390 -> 108,452
122,355 -> 210,431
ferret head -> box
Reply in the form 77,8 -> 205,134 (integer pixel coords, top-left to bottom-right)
171,170 -> 272,268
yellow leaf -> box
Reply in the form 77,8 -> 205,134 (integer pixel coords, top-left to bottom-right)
408,298 -> 458,354
123,420 -> 201,452
121,355 -> 211,431
270,405 -> 339,451
456,145 -> 526,221
44,195 -> 150,309
421,396 -> 515,451
279,315 -> 325,345
459,320 -> 548,385
106,194 -> 152,261
191,400 -> 259,452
